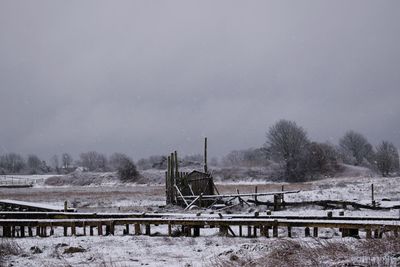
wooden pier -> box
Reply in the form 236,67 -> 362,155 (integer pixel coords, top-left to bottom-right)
1,211 -> 400,221
1,212 -> 399,239
0,199 -> 76,212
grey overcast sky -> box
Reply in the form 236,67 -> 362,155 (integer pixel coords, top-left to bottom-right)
0,1 -> 399,161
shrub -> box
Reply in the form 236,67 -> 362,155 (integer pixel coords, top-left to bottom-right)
117,157 -> 139,183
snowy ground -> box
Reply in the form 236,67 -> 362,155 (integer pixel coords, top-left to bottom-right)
1,175 -> 400,266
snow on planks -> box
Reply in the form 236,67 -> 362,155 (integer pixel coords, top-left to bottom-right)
0,199 -> 75,212
1,214 -> 399,239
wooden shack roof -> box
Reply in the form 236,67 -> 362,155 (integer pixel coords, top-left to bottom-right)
186,170 -> 209,177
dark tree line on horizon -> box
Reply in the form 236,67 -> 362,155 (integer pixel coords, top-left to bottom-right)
222,119 -> 399,181
0,119 -> 399,182
0,151 -> 138,182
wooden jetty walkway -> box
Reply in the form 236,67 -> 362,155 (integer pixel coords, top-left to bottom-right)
0,199 -> 76,212
1,211 -> 400,222
1,212 -> 399,239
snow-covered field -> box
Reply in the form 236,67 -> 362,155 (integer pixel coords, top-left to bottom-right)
1,174 -> 400,266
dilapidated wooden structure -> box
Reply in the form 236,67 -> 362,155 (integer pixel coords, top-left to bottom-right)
165,138 -> 301,210
165,138 -> 217,207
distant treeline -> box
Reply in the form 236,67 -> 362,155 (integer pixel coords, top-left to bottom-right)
137,119 -> 400,182
1,119 -> 399,182
221,120 -> 399,181
0,152 -> 138,181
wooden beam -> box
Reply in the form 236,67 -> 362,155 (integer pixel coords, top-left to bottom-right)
184,194 -> 202,211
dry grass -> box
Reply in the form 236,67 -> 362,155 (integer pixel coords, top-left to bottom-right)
209,237 -> 400,267
0,240 -> 22,267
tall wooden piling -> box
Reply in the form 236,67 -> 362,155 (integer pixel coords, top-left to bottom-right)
371,184 -> 375,207
204,137 -> 208,173
174,151 -> 179,178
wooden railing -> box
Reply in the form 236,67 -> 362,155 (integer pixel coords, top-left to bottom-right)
0,175 -> 43,187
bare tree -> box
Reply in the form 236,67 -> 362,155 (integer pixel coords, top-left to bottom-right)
109,153 -> 131,171
50,155 -> 60,174
339,131 -> 374,166
137,155 -> 167,170
79,151 -> 108,171
303,142 -> 339,178
27,154 -> 42,174
61,153 -> 73,170
266,120 -> 310,181
375,141 -> 399,176
222,150 -> 244,166
222,148 -> 269,167
0,153 -> 26,174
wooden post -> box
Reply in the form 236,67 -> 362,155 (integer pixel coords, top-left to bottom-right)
371,184 -> 375,207
145,224 -> 151,235
170,153 -> 175,180
186,227 -> 192,237
167,155 -> 171,204
265,226 -> 270,238
254,186 -> 258,203
366,229 -> 372,239
193,226 -> 200,237
168,224 -> 172,236
165,171 -> 169,205
174,151 -> 179,178
64,201 -> 68,212
273,194 -> 279,211
71,223 -> 76,236
3,226 -> 11,237
305,227 -> 310,237
28,227 -> 33,237
109,222 -> 115,235
124,224 -> 129,235
90,226 -> 94,236
374,229 -> 379,238
204,137 -> 208,173
239,225 -> 242,237
247,226 -> 252,237
135,224 -> 141,235
253,226 -> 257,237
237,189 -> 243,206
287,226 -> 292,238
21,226 -> 25,237
313,227 -> 318,237
98,223 -> 103,236
273,220 -> 278,237
273,225 -> 278,238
